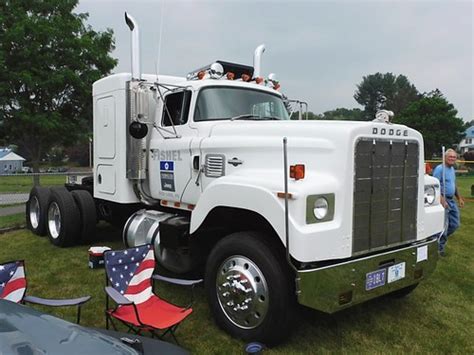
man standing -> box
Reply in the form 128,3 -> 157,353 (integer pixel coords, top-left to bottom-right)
432,149 -> 465,256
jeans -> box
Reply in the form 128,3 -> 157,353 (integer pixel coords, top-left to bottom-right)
438,198 -> 460,252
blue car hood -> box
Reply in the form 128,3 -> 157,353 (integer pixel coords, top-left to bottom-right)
0,300 -> 137,354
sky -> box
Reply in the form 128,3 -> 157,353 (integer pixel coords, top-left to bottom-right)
77,0 -> 473,121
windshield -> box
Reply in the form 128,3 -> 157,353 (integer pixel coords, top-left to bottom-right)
194,87 -> 289,121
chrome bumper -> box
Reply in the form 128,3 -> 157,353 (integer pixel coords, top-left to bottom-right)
296,235 -> 439,313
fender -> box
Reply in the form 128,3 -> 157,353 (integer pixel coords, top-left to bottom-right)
190,174 -> 287,243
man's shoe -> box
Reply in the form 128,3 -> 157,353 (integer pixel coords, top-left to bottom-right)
439,250 -> 446,257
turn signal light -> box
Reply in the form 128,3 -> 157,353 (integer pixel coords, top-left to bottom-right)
425,162 -> 432,175
290,164 -> 305,180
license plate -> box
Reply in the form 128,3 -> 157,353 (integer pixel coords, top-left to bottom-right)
387,262 -> 406,283
365,269 -> 386,290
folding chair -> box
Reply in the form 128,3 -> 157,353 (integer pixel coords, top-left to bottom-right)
104,244 -> 201,344
0,260 -> 91,324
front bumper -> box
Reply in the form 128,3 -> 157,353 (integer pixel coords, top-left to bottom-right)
296,235 -> 439,313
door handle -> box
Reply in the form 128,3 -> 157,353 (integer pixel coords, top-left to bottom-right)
228,158 -> 243,167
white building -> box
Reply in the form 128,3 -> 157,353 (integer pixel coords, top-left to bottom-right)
458,125 -> 474,154
0,148 -> 26,174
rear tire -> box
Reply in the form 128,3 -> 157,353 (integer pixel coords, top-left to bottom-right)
205,231 -> 294,346
71,190 -> 97,244
46,187 -> 80,247
26,186 -> 51,236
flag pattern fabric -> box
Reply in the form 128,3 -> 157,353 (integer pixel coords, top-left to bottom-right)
105,244 -> 155,305
0,261 -> 26,303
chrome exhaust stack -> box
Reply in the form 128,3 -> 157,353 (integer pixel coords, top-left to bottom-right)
253,44 -> 265,79
125,12 -> 141,80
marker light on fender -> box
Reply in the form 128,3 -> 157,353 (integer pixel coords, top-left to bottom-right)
290,164 -> 305,180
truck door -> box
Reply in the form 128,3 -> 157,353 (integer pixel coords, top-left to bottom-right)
148,90 -> 198,204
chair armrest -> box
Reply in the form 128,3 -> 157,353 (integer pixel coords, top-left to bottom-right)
153,274 -> 203,286
23,295 -> 91,307
105,286 -> 133,306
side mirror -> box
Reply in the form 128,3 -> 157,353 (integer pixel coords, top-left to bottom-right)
129,121 -> 148,139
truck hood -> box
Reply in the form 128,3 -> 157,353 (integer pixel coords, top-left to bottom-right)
206,119 -> 418,142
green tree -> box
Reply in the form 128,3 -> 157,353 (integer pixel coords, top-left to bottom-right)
463,119 -> 474,130
0,0 -> 116,183
354,72 -> 420,120
290,111 -> 321,120
394,89 -> 465,159
320,108 -> 364,121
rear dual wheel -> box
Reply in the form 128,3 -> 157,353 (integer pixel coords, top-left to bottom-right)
26,186 -> 51,236
39,187 -> 97,247
47,188 -> 81,247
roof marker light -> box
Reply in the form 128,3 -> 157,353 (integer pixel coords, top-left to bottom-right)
241,73 -> 251,82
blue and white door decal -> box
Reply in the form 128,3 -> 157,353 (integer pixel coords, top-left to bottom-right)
160,161 -> 175,191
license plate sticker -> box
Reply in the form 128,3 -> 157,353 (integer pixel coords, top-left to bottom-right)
417,245 -> 428,262
365,269 -> 386,290
387,262 -> 406,283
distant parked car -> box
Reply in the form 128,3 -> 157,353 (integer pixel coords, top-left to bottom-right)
0,300 -> 187,354
22,167 -> 33,173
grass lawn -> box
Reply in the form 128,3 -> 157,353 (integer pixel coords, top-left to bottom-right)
0,175 -> 66,193
0,178 -> 472,353
0,212 -> 24,229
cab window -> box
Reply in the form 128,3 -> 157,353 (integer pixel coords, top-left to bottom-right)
162,91 -> 191,127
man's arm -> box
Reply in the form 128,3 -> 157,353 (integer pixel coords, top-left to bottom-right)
455,187 -> 465,208
432,165 -> 447,208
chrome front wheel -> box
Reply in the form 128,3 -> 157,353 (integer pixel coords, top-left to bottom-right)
205,231 -> 294,345
216,255 -> 269,329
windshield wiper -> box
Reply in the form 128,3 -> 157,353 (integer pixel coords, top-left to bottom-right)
261,116 -> 281,120
230,114 -> 260,121
230,114 -> 282,121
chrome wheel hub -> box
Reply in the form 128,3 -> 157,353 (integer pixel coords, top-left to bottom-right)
216,255 -> 269,329
29,196 -> 40,229
47,202 -> 61,239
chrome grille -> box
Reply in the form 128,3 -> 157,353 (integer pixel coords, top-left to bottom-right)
353,139 -> 419,255
205,154 -> 225,178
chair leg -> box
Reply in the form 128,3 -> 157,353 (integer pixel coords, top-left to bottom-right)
170,331 -> 179,345
76,305 -> 82,324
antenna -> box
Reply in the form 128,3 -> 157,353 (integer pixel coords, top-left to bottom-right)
155,0 -> 166,79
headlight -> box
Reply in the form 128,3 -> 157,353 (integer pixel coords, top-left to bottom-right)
313,197 -> 329,220
306,193 -> 335,224
424,185 -> 436,206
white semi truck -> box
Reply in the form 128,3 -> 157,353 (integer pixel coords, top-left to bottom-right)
26,13 -> 444,344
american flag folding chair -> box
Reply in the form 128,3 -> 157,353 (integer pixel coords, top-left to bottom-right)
0,260 -> 91,324
104,244 -> 201,344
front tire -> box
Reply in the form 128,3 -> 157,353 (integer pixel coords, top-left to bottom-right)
46,188 -> 80,247
26,186 -> 51,236
205,231 -> 294,346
